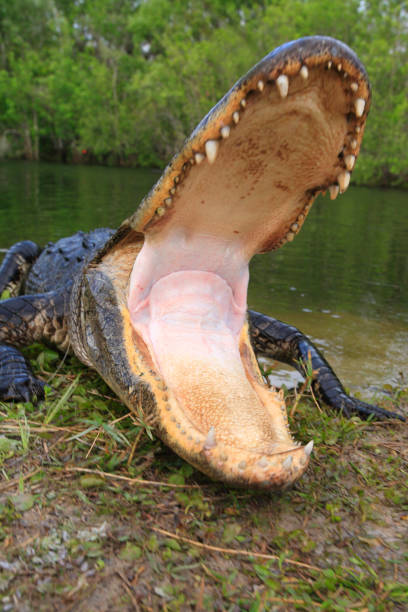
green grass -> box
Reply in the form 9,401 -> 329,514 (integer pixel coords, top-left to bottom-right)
0,345 -> 407,611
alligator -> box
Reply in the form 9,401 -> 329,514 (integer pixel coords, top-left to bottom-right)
0,36 -> 403,490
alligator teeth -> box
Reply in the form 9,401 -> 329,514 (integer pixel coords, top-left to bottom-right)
276,74 -> 289,98
350,139 -> 358,150
220,126 -> 230,139
300,65 -> 309,80
344,154 -> 356,171
205,140 -> 219,164
354,98 -> 366,117
240,98 -> 247,108
291,223 -> 299,231
305,440 -> 314,456
337,63 -> 342,71
156,206 -> 165,217
355,126 -> 361,133
329,184 -> 340,200
194,152 -> 205,165
164,197 -> 172,206
283,455 -> 293,469
232,111 -> 240,124
203,426 -> 217,450
327,60 -> 332,69
350,82 -> 358,92
257,79 -> 264,92
337,171 -> 351,193
286,231 -> 295,242
170,187 -> 176,195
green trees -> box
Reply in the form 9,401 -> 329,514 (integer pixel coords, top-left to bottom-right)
0,0 -> 407,186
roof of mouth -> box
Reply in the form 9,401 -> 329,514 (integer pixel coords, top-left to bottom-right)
123,35 -> 370,249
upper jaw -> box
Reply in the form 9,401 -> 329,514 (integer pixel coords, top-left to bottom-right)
114,36 -> 370,489
124,35 -> 370,241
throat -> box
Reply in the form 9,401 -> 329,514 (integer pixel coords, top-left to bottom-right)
129,268 -> 248,370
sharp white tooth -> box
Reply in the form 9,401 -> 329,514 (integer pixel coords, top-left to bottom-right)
355,126 -> 361,133
240,98 -> 247,108
170,187 -> 176,195
337,171 -> 351,193
276,74 -> 289,98
305,440 -> 314,457
194,152 -> 205,164
350,82 -> 358,92
354,98 -> 366,117
283,455 -> 293,469
344,154 -> 356,171
257,79 -> 264,92
286,231 -> 295,242
300,65 -> 309,80
291,223 -> 299,231
164,197 -> 172,206
232,111 -> 239,124
351,139 -> 358,150
329,184 -> 339,200
337,63 -> 342,71
204,426 -> 216,450
156,207 -> 165,217
327,60 -> 332,69
205,140 -> 219,164
220,126 -> 230,139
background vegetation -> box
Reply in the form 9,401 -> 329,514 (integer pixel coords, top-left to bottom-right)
0,0 -> 407,186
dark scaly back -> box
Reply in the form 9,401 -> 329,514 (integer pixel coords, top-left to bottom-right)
25,229 -> 114,294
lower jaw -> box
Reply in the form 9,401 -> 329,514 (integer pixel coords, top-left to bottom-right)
129,270 -> 311,487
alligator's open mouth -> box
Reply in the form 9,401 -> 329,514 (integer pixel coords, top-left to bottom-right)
120,37 -> 370,488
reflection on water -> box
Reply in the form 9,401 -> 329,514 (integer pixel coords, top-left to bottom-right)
0,161 -> 407,396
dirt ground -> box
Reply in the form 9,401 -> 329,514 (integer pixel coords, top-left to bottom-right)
0,351 -> 407,611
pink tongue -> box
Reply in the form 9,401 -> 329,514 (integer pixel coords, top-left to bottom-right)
147,271 -> 277,451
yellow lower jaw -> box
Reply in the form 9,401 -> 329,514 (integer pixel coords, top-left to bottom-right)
121,306 -> 313,489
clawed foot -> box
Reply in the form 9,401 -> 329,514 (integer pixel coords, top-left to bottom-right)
0,374 -> 46,403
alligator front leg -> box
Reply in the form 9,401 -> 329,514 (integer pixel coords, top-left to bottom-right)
248,310 -> 405,422
0,292 -> 69,403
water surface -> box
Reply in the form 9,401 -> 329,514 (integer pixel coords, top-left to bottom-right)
1,161 -> 407,397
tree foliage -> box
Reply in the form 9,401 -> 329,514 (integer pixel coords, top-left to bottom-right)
0,0 -> 407,185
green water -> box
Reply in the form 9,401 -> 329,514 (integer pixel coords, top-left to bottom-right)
1,161 -> 407,396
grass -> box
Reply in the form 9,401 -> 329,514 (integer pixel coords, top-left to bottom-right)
0,344 -> 407,611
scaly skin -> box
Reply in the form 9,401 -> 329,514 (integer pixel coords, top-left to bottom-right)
0,37 -> 403,490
